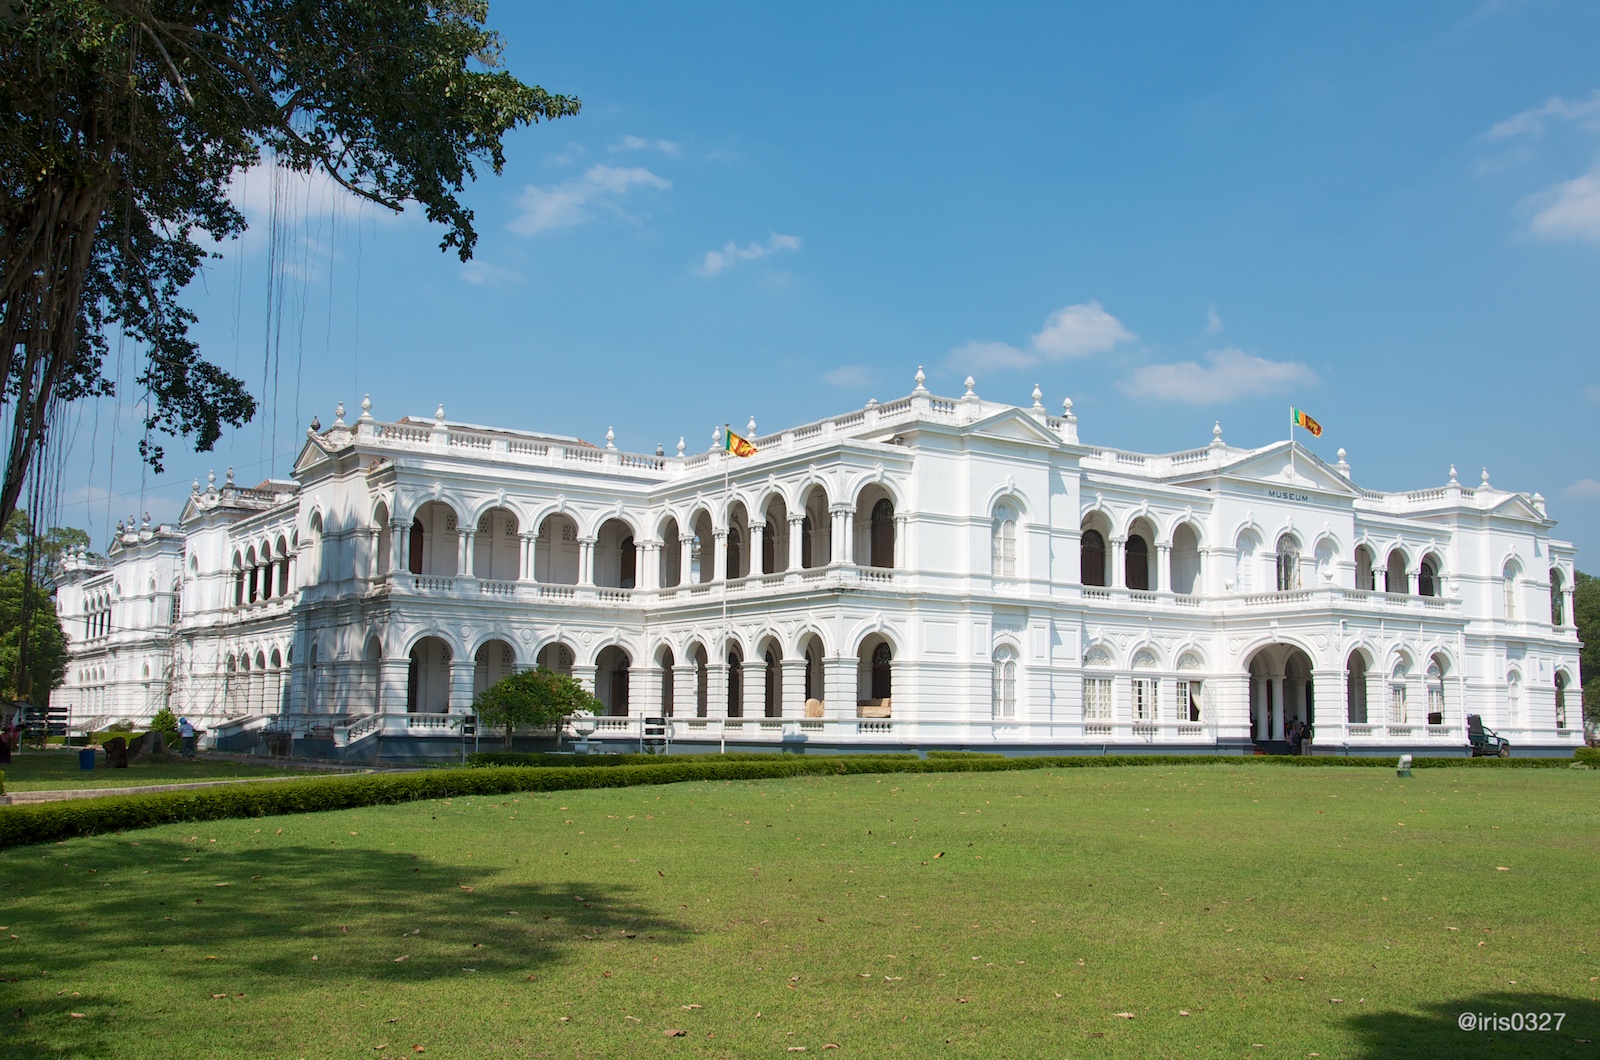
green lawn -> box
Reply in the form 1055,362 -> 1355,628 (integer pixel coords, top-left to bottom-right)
0,750 -> 325,792
1,764 -> 1596,1058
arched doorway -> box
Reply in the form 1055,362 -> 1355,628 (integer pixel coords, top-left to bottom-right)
857,634 -> 894,716
1246,643 -> 1314,751
537,641 -> 574,676
407,636 -> 452,713
474,640 -> 516,698
596,646 -> 631,716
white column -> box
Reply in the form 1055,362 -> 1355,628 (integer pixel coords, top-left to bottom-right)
751,521 -> 767,575
671,664 -> 697,719
572,663 -> 599,697
1253,677 -> 1267,739
707,661 -> 729,720
893,514 -> 907,569
638,541 -> 659,590
825,655 -> 856,719
577,538 -> 595,587
1270,676 -> 1285,741
449,660 -> 475,712
713,529 -> 728,582
680,534 -> 695,586
1156,544 -> 1171,593
1109,537 -> 1126,589
456,529 -> 474,578
518,532 -> 535,581
781,658 -> 807,718
391,521 -> 408,575
832,506 -> 853,565
788,515 -> 805,570
744,661 -> 766,721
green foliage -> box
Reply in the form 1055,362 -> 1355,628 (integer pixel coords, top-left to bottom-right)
0,1 -> 579,526
466,750 -> 922,768
925,750 -> 1006,760
0,510 -> 91,591
0,568 -> 67,703
1575,746 -> 1600,765
1576,571 -> 1600,729
148,707 -> 179,738
472,667 -> 602,745
0,770 -> 5,795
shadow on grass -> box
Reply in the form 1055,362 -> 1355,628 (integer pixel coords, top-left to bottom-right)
1345,992 -> 1600,1058
2,837 -> 692,1058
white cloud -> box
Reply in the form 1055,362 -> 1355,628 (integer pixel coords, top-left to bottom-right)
1031,301 -> 1136,359
460,260 -> 522,285
611,135 -> 682,157
1206,307 -> 1224,334
547,143 -> 587,166
945,301 -> 1134,372
822,365 -> 873,388
1562,478 -> 1600,501
508,165 -> 671,236
1486,90 -> 1600,140
1524,163 -> 1600,244
694,233 -> 802,277
1119,347 -> 1317,404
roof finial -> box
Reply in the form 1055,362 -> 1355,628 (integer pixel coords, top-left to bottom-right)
1448,464 -> 1459,486
225,466 -> 235,486
963,375 -> 976,398
912,365 -> 928,395
191,479 -> 201,496
676,436 -> 686,458
1336,447 -> 1350,475
747,415 -> 758,437
712,424 -> 723,451
308,414 -> 321,433
359,394 -> 373,421
1480,467 -> 1491,489
435,403 -> 446,423
207,469 -> 216,490
1210,421 -> 1224,448
1031,383 -> 1044,412
605,426 -> 616,450
333,401 -> 346,426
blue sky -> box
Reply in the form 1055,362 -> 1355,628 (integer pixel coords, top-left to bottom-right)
52,1 -> 1600,562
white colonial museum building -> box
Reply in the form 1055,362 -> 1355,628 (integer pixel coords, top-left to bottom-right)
54,371 -> 1583,758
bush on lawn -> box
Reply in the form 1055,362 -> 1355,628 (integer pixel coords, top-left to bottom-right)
1574,746 -> 1600,766
926,751 -> 1006,760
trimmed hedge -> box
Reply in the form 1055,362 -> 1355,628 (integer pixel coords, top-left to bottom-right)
926,751 -> 1006,760
465,750 -> 921,769
1575,746 -> 1600,766
0,769 -> 5,795
0,751 -> 1588,849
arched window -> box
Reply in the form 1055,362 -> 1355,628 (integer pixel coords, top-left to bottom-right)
1083,647 -> 1113,720
871,643 -> 892,701
619,536 -> 636,589
1131,650 -> 1158,721
409,518 -> 426,574
1506,669 -> 1522,725
764,649 -> 781,718
1426,657 -> 1446,724
869,498 -> 895,568
1550,568 -> 1565,625
1276,535 -> 1301,592
1354,545 -> 1375,591
727,650 -> 743,718
1389,658 -> 1410,725
1170,523 -> 1201,595
726,527 -> 742,581
992,508 -> 1017,579
658,648 -> 675,717
1502,562 -> 1519,620
992,647 -> 1017,721
1385,550 -> 1408,595
1346,652 -> 1368,724
800,515 -> 814,569
1080,529 -> 1106,587
1555,671 -> 1569,730
1125,535 -> 1150,591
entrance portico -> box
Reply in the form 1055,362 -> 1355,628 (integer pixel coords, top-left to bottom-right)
1247,644 -> 1314,752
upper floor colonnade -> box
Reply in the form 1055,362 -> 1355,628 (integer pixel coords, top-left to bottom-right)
375,489 -> 903,589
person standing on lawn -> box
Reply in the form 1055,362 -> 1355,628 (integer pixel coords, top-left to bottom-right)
178,717 -> 196,759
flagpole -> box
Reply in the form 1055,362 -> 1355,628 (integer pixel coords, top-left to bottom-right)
1289,405 -> 1296,478
720,424 -> 729,755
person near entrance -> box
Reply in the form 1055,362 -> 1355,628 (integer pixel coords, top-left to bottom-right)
178,717 -> 197,759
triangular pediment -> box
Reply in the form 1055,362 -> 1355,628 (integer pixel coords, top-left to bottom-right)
291,436 -> 331,476
1186,442 -> 1359,498
959,407 -> 1064,447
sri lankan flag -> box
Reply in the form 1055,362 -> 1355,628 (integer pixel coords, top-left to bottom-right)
1292,407 -> 1322,438
724,427 -> 758,458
